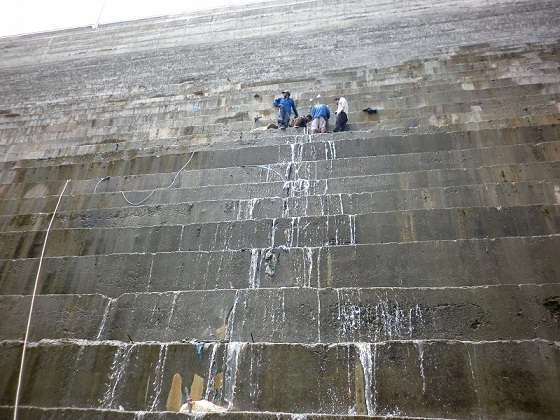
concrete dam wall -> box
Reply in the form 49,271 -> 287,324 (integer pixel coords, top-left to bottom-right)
1,0 -> 560,418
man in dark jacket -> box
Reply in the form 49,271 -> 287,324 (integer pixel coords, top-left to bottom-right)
333,97 -> 349,132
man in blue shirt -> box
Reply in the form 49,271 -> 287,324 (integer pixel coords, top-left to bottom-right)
273,90 -> 298,130
310,103 -> 330,134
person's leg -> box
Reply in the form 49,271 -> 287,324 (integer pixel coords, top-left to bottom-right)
319,117 -> 327,133
333,113 -> 343,132
310,118 -> 319,134
278,108 -> 289,129
340,111 -> 348,131
282,110 -> 290,129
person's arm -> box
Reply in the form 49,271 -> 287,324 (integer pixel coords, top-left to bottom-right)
273,98 -> 282,108
291,100 -> 298,117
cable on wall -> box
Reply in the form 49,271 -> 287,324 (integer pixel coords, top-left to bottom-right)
13,178 -> 71,420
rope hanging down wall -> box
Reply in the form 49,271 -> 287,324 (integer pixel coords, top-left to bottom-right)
13,179 -> 71,420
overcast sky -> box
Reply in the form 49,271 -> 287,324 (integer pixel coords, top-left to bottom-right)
0,0 -> 271,38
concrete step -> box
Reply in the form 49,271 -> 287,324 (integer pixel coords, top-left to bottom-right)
3,160 -> 559,221
2,120 -> 559,169
2,204 -> 560,259
1,284 -> 558,343
2,136 -> 559,185
1,407 -> 375,420
3,54 -> 557,111
2,235 -> 559,296
2,81 -> 557,148
3,62 -> 558,123
2,108 -> 558,157
4,123 -> 559,170
3,68 -> 558,124
2,81 -> 557,143
3,180 -> 560,232
3,71 -> 558,132
2,44 -> 558,118
3,123 -> 559,174
0,339 -> 558,416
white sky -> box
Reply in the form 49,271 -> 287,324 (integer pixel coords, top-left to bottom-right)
0,0 -> 271,38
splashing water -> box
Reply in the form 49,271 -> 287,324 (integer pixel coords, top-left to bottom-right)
325,140 -> 337,160
348,215 -> 356,245
303,247 -> 315,288
356,343 -> 375,416
335,293 -> 425,341
270,219 -> 277,247
316,289 -> 322,342
225,291 -> 239,342
96,298 -> 115,340
413,340 -> 427,393
167,291 -> 180,329
204,343 -> 220,400
149,343 -> 169,411
100,344 -> 136,409
249,249 -> 260,289
238,198 -> 260,220
223,342 -> 247,410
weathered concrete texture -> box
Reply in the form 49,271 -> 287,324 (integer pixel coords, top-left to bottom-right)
3,123 -> 560,170
2,123 -> 558,164
1,1 -> 558,91
0,407 -> 400,420
2,180 -> 558,230
2,137 -> 560,186
2,204 -> 560,259
1,235 -> 559,297
3,166 -> 560,226
0,294 -> 110,341
1,284 -> 558,343
0,340 -> 558,417
1,0 -> 560,417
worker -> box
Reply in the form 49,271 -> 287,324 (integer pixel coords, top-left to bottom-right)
273,90 -> 298,130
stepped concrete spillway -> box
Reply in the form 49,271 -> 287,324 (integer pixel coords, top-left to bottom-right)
1,0 -> 560,418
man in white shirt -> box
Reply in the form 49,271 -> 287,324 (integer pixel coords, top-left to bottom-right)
333,97 -> 349,132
